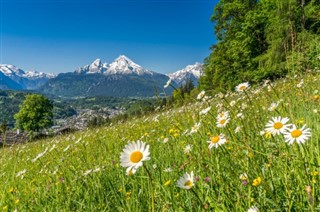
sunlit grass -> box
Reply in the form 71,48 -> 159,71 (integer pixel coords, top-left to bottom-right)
0,73 -> 319,211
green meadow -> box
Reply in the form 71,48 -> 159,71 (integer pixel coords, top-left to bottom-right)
1,73 -> 320,211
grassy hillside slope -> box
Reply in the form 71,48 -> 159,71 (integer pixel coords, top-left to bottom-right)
0,73 -> 319,211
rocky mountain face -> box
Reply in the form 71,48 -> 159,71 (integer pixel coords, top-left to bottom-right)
168,63 -> 203,87
1,56 -> 202,97
40,55 -> 174,97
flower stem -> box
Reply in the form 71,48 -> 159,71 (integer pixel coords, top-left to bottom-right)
191,188 -> 203,206
143,165 -> 155,212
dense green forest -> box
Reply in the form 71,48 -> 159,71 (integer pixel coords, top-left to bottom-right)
200,0 -> 320,91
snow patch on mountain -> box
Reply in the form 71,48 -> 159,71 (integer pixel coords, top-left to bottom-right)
76,55 -> 154,76
0,64 -> 56,90
168,63 -> 203,86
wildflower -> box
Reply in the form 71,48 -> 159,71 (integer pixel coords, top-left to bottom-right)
235,82 -> 250,92
217,111 -> 229,120
126,167 -> 137,176
152,164 -> 157,169
265,117 -> 290,136
236,113 -> 244,119
297,80 -> 304,88
248,206 -> 260,212
204,177 -> 211,182
260,130 -> 267,136
163,167 -> 173,172
49,144 -> 56,152
252,177 -> 262,186
120,140 -> 150,174
176,171 -> 194,190
229,100 -> 236,107
164,180 -> 171,186
217,92 -> 224,99
283,124 -> 311,145
199,107 -> 211,115
93,167 -> 101,173
63,145 -> 70,152
239,173 -> 248,181
197,91 -> 206,100
32,147 -> 48,163
190,122 -> 201,134
16,169 -> 27,178
268,102 -> 279,111
163,137 -> 169,143
164,78 -> 172,88
234,126 -> 241,133
313,109 -> 318,113
216,117 -> 230,128
184,144 -> 193,154
83,169 -> 93,176
207,134 -> 227,149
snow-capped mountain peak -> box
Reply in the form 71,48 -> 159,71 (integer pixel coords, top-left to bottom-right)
76,55 -> 153,76
107,55 -> 147,75
168,63 -> 203,86
0,64 -> 56,90
0,64 -> 26,76
24,71 -> 56,79
87,58 -> 106,74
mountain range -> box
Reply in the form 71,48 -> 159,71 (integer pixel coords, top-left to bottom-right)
0,64 -> 55,90
0,55 -> 202,97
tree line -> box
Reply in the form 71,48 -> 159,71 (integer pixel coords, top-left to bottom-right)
200,0 -> 320,92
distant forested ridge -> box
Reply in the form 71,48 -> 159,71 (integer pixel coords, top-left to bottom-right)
200,0 -> 320,91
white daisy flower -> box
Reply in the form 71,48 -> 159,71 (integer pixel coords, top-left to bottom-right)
207,134 -> 227,149
265,117 -> 290,135
217,111 -> 229,120
16,169 -> 27,178
236,113 -> 244,119
234,126 -> 241,133
163,137 -> 169,143
197,90 -> 206,100
184,144 -> 193,154
126,167 -> 137,176
120,140 -> 150,174
283,124 -> 311,145
199,107 -> 211,115
239,173 -> 248,181
216,117 -> 230,128
190,122 -> 201,134
176,171 -> 194,190
268,102 -> 279,111
235,82 -> 250,92
229,100 -> 236,107
259,130 -> 266,136
248,206 -> 260,212
163,167 -> 172,172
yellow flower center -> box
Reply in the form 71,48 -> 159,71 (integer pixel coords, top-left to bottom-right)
239,85 -> 246,91
211,136 -> 220,143
184,180 -> 193,187
130,151 -> 143,163
219,119 -> 226,125
291,129 -> 302,138
273,122 -> 283,129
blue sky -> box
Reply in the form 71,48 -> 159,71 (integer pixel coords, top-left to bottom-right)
0,0 -> 218,74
